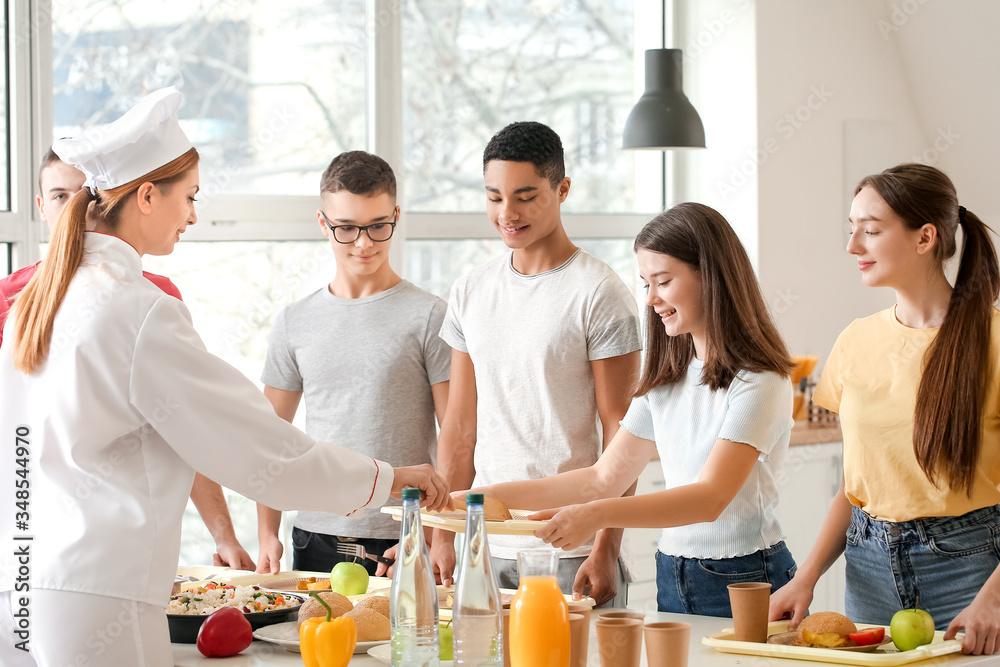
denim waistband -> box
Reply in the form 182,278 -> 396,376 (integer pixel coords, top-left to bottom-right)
851,504 -> 1000,544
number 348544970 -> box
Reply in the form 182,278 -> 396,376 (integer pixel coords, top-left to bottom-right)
14,425 -> 29,527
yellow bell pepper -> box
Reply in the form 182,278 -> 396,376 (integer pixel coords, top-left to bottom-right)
299,592 -> 357,667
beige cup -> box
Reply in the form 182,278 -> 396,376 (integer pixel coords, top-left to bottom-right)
501,609 -> 511,667
595,617 -> 643,667
643,622 -> 691,667
727,582 -> 772,642
599,610 -> 646,622
568,612 -> 589,667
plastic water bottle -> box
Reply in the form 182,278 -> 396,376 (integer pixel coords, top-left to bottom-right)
391,487 -> 440,667
453,493 -> 502,666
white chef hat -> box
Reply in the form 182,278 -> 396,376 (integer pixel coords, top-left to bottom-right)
52,86 -> 193,193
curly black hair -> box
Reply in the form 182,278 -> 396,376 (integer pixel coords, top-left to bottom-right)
482,121 -> 565,189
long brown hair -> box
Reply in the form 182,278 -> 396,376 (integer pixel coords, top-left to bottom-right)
11,147 -> 200,374
856,163 -> 1000,495
634,202 -> 794,394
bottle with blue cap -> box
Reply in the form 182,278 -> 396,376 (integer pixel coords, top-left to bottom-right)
453,492 -> 503,666
390,487 -> 440,666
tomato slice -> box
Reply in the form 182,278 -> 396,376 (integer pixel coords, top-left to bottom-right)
848,627 -> 885,646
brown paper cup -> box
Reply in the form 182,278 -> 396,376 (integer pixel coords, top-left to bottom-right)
501,609 -> 511,667
567,601 -> 593,626
598,610 -> 646,622
643,622 -> 691,667
569,612 -> 589,667
595,618 -> 643,667
727,582 -> 772,642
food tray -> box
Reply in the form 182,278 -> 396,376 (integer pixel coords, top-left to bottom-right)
703,620 -> 963,666
380,506 -> 546,535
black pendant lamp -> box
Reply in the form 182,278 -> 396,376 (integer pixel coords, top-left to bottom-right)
622,49 -> 705,149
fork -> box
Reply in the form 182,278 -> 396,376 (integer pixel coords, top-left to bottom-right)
335,542 -> 395,567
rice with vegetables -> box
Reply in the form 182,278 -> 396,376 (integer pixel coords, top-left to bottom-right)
168,584 -> 299,615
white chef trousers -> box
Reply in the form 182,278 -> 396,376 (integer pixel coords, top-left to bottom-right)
1,589 -> 172,666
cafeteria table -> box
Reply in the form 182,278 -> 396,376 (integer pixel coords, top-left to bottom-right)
173,608 -> 1000,666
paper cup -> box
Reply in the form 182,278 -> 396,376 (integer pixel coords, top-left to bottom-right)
569,612 -> 589,667
595,617 -> 643,667
643,621 -> 690,667
598,610 -> 646,622
727,582 -> 772,642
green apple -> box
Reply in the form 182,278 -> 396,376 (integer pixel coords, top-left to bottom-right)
890,607 -> 935,651
439,622 -> 454,661
330,560 -> 369,596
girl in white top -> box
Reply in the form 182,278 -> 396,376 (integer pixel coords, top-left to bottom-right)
0,87 -> 450,667
473,203 -> 797,616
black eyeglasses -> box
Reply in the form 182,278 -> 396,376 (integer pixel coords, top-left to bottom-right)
320,208 -> 398,244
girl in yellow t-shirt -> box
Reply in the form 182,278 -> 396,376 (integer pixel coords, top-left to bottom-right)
770,163 -> 1000,656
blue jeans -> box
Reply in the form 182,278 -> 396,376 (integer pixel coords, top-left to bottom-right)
845,504 -> 1000,629
654,542 -> 797,617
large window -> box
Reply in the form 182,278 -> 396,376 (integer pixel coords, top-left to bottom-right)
401,1 -> 661,213
53,1 -> 367,196
37,0 -> 664,568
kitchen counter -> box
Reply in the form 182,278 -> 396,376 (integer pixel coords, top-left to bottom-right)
789,420 -> 842,447
173,609 -> 1000,666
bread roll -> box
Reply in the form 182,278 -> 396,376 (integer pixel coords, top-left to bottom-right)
344,606 -> 391,641
296,591 -> 353,627
798,611 -> 858,648
452,495 -> 513,521
353,594 -> 390,619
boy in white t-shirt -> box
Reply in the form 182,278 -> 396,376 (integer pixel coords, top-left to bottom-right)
256,151 -> 451,574
431,122 -> 641,606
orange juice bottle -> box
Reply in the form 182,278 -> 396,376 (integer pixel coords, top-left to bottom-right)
509,551 -> 570,667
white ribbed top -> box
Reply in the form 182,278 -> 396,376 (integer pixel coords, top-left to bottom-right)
621,357 -> 793,559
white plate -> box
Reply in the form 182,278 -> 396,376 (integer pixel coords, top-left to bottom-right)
368,642 -> 453,666
251,621 -> 389,654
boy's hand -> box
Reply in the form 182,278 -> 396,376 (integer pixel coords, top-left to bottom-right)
255,535 -> 284,574
390,464 -> 454,513
429,535 -> 456,588
376,543 -> 399,578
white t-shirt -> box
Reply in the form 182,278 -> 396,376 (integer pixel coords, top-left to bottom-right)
440,249 -> 641,559
621,357 -> 792,559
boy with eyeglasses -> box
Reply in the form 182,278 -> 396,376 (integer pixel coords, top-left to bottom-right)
256,150 -> 451,574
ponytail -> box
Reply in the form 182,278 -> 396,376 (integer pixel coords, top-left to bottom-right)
857,163 -> 1000,495
914,207 -> 1000,494
11,189 -> 92,373
10,147 -> 199,374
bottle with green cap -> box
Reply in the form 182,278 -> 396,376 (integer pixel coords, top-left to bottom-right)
453,493 -> 502,666
390,487 -> 440,666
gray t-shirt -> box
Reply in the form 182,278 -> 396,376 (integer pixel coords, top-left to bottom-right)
262,279 -> 451,539
440,249 -> 641,559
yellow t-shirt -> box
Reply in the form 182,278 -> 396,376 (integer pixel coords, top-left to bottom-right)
814,305 -> 1000,521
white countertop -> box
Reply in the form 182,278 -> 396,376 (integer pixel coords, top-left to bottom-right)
173,609 -> 1000,666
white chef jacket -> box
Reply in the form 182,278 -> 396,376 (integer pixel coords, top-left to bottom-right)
0,232 -> 393,606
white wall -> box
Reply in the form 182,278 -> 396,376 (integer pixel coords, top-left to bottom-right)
754,0 -> 938,362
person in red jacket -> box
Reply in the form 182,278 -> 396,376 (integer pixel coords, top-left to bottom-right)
0,147 -> 257,571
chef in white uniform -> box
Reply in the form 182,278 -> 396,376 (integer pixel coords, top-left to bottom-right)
0,87 -> 451,666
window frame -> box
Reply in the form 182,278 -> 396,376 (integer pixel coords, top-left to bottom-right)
3,0 -> 664,275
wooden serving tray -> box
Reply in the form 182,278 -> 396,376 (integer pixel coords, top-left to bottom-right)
380,506 -> 546,535
703,620 -> 963,666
